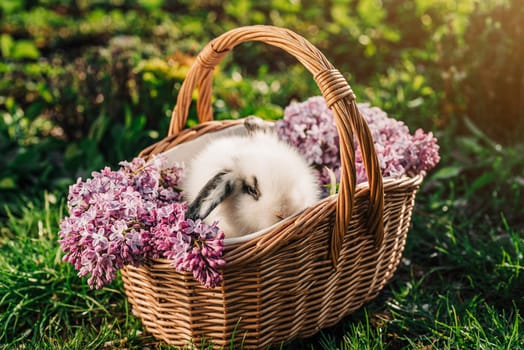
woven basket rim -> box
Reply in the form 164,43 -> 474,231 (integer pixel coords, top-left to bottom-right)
143,116 -> 424,256
223,173 -> 423,245
125,171 -> 423,280
145,117 -> 423,247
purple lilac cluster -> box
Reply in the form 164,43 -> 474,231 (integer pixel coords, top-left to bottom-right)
276,96 -> 340,184
167,219 -> 225,288
58,157 -> 225,289
276,96 -> 440,192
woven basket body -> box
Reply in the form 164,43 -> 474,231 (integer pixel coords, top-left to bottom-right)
121,25 -> 423,349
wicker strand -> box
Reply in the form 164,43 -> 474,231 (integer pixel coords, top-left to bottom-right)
313,69 -> 356,107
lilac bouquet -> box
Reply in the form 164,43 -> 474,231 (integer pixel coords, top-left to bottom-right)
59,157 -> 225,289
276,96 -> 440,192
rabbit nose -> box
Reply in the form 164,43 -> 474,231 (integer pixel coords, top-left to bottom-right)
275,213 -> 286,220
275,202 -> 291,221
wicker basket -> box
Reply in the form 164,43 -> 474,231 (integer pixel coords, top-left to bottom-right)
121,25 -> 423,349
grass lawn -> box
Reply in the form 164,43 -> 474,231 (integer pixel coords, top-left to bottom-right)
1,163 -> 522,349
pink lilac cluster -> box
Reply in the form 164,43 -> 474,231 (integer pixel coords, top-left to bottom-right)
276,96 -> 440,193
167,219 -> 225,288
58,157 -> 225,289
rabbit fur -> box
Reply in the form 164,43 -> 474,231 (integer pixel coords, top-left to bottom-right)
183,117 -> 320,238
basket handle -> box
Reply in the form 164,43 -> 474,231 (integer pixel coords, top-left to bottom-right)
169,25 -> 384,265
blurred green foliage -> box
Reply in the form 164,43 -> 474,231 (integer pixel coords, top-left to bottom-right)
0,0 -> 522,217
441,0 -> 524,144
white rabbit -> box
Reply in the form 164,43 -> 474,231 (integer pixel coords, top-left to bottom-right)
183,117 -> 320,238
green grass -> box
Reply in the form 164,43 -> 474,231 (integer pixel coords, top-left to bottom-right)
1,175 -> 522,349
0,194 -> 162,348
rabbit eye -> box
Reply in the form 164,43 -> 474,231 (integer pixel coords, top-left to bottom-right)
242,178 -> 260,200
246,186 -> 258,198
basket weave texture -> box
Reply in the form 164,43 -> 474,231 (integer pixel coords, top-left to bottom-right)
121,25 -> 423,349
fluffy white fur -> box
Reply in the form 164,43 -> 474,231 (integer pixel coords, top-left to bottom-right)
183,131 -> 319,238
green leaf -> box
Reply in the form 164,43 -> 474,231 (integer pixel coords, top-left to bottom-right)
12,40 -> 41,60
0,176 -> 16,189
137,0 -> 164,9
0,0 -> 23,15
64,142 -> 80,161
11,148 -> 41,171
357,0 -> 385,25
468,172 -> 496,194
88,114 -> 110,143
457,136 -> 485,156
431,166 -> 462,180
0,34 -> 14,58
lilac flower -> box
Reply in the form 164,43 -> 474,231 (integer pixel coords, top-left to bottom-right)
150,202 -> 188,254
276,96 -> 340,171
276,97 -> 440,192
168,219 -> 225,288
59,156 -> 225,290
404,129 -> 441,175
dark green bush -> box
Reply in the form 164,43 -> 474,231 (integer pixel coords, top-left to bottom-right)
439,0 -> 524,145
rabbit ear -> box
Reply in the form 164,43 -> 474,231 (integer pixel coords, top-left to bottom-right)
186,170 -> 236,221
244,116 -> 271,135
